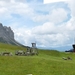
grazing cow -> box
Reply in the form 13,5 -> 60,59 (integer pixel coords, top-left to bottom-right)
62,57 -> 72,60
67,56 -> 72,60
2,52 -> 13,56
15,50 -> 25,56
62,57 -> 67,60
25,52 -> 31,56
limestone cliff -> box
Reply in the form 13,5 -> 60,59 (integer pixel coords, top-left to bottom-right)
0,23 -> 23,46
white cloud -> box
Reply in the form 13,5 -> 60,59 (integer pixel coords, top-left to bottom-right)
12,18 -> 75,48
32,8 -> 68,24
44,0 -> 67,4
34,22 -> 75,47
67,0 -> 75,18
0,0 -> 75,50
0,0 -> 34,20
32,22 -> 56,34
48,8 -> 68,24
10,0 -> 74,49
11,25 -> 35,47
10,3 -> 33,16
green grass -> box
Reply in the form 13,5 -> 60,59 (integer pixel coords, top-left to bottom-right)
0,43 -> 75,75
0,43 -> 27,50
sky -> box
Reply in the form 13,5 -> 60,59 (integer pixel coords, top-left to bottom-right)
0,0 -> 75,51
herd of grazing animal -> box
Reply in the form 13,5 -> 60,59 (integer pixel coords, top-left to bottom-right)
62,56 -> 72,60
0,47 -> 38,56
0,50 -> 38,56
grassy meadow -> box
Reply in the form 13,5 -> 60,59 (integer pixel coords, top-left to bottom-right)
0,43 -> 75,75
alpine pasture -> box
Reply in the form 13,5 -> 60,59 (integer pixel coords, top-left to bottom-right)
0,43 -> 75,75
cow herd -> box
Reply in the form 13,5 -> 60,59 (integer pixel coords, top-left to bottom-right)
62,56 -> 72,60
1,52 -> 13,56
0,48 -> 38,56
15,49 -> 38,56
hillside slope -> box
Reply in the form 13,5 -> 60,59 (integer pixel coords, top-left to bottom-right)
0,47 -> 75,75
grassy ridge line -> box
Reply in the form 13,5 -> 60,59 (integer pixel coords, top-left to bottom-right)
0,43 -> 27,55
0,43 -> 27,50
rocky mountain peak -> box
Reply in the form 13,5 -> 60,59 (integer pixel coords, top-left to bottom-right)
0,23 -> 23,46
0,23 -> 14,40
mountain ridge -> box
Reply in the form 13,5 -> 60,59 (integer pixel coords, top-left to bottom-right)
0,23 -> 25,47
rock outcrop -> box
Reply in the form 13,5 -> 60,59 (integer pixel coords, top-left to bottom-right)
0,23 -> 23,46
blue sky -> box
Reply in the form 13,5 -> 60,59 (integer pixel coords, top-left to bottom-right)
0,0 -> 75,51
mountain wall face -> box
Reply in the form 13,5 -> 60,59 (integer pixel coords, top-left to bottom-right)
0,23 -> 23,46
0,23 -> 14,40
4,26 -> 14,40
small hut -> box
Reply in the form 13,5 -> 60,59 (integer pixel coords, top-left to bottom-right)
30,43 -> 38,55
26,43 -> 38,55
